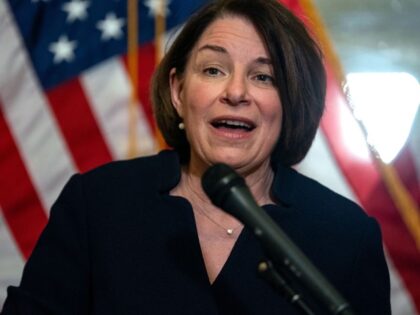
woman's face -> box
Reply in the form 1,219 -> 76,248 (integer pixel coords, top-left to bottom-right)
170,15 -> 282,174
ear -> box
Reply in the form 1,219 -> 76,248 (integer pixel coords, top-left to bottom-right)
169,68 -> 184,118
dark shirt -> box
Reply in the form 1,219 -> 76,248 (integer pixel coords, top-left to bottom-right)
1,150 -> 391,314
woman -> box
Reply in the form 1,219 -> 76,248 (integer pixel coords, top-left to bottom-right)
1,0 -> 390,314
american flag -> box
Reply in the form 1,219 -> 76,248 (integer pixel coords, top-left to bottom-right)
0,0 -> 419,313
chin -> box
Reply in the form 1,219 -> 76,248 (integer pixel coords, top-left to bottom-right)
209,150 -> 253,169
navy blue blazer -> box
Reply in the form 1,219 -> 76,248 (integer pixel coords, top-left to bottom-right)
2,150 -> 390,314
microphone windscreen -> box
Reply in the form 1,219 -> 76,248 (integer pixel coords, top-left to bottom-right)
201,163 -> 245,208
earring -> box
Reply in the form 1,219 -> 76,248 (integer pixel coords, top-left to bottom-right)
178,122 -> 185,130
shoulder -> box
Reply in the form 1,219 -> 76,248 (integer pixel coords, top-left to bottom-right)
55,150 -> 180,208
273,165 -> 368,224
270,165 -> 390,312
49,150 -> 182,230
274,168 -> 385,261
77,150 -> 180,193
84,150 -> 178,180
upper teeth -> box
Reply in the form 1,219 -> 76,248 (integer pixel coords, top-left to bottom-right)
219,120 -> 251,128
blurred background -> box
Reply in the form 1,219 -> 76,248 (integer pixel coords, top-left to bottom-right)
304,1 -> 420,313
0,0 -> 419,313
315,0 -> 420,166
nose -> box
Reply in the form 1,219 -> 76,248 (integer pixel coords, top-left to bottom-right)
221,72 -> 250,106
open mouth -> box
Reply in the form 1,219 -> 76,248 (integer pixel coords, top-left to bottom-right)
210,119 -> 256,132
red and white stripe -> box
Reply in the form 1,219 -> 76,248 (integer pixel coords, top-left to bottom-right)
0,0 -> 157,307
81,57 -> 157,160
0,0 -> 77,211
0,209 -> 24,305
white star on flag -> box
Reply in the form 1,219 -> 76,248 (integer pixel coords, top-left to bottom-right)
96,12 -> 125,41
48,35 -> 78,63
62,0 -> 90,23
144,0 -> 171,17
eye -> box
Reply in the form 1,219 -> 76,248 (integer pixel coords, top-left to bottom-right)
254,74 -> 275,84
203,67 -> 223,77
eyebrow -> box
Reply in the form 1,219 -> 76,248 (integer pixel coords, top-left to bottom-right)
197,44 -> 272,65
198,44 -> 228,54
255,57 -> 272,65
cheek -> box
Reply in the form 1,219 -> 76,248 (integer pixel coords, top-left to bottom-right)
263,100 -> 283,144
182,83 -> 217,118
264,96 -> 283,126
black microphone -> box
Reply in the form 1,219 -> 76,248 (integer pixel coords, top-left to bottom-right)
202,163 -> 355,315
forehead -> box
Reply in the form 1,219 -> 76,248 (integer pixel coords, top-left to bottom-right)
193,15 -> 269,57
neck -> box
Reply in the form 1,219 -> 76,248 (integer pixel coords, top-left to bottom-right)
240,161 -> 275,206
171,166 -> 242,235
171,159 -> 275,238
174,158 -> 275,208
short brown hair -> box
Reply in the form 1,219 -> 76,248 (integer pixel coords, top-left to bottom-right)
152,0 -> 326,166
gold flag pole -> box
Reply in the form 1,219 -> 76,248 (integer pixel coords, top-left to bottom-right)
299,0 -> 420,250
154,0 -> 169,149
127,0 -> 139,158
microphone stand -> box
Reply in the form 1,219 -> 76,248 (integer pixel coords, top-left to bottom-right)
258,259 -> 316,315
